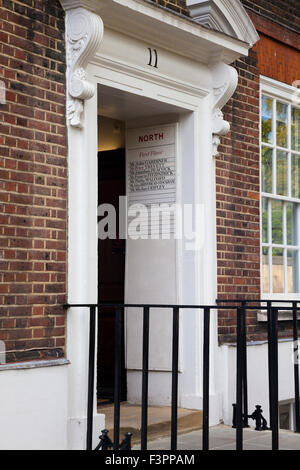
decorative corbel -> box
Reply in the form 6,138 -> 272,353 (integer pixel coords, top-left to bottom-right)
65,7 -> 103,127
211,62 -> 238,156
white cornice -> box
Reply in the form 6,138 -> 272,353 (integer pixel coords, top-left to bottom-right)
60,0 -> 254,65
59,0 -> 252,133
92,53 -> 210,101
60,0 -> 101,12
186,0 -> 260,47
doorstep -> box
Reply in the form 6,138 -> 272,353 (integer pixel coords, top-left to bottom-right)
97,402 -> 202,443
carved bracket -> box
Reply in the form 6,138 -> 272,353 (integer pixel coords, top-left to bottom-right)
211,62 -> 238,156
65,7 -> 103,127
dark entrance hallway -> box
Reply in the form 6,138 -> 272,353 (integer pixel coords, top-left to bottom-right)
97,147 -> 127,401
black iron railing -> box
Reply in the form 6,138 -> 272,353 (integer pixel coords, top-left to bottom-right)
64,300 -> 300,451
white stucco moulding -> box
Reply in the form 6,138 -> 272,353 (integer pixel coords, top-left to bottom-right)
186,0 -> 260,46
60,2 -> 104,127
211,61 -> 238,155
60,0 -> 258,151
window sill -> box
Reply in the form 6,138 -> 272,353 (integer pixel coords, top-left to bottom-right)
257,295 -> 300,321
0,358 -> 70,372
258,310 -> 300,322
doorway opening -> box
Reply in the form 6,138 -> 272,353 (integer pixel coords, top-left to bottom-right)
97,116 -> 126,401
96,84 -> 188,405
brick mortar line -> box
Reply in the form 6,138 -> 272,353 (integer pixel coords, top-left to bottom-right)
1,161 -> 67,169
2,203 -> 76,209
1,168 -> 67,178
215,196 -> 260,202
1,124 -> 66,137
2,51 -> 65,70
2,112 -> 66,124
1,63 -> 66,84
216,228 -> 260,232
3,63 -> 65,79
3,40 -> 65,59
1,282 -> 66,284
3,203 -> 67,210
1,237 -> 66,243
2,19 -> 65,46
2,4 -> 64,26
244,5 -> 300,36
2,128 -> 66,138
2,225 -> 67,230
2,248 -> 67,252
2,113 -> 66,125
3,140 -> 67,150
1,93 -> 66,108
4,212 -> 67,219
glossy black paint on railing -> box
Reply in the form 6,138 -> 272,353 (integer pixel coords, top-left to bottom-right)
64,300 -> 300,451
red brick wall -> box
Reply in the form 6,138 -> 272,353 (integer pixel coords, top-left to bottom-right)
217,3 -> 300,343
242,0 -> 300,34
253,33 -> 300,86
0,0 -> 67,363
216,52 -> 261,342
146,0 -> 189,15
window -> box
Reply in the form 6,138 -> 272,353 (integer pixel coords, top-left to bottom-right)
261,78 -> 300,295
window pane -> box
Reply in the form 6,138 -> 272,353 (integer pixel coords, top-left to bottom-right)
261,96 -> 273,144
292,153 -> 300,198
292,107 -> 300,152
272,248 -> 284,293
262,197 -> 268,243
262,246 -> 269,293
276,101 -> 288,148
287,249 -> 298,293
261,147 -> 273,193
276,151 -> 288,196
286,203 -> 297,246
272,200 -> 283,244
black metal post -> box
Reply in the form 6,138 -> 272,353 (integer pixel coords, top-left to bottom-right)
267,300 -> 273,429
292,302 -> 300,433
114,307 -> 122,450
269,307 -> 279,450
141,307 -> 150,450
171,307 -> 179,451
236,307 -> 244,450
202,307 -> 210,450
241,301 -> 249,428
86,306 -> 96,451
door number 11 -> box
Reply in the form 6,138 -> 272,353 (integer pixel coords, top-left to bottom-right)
148,48 -> 158,68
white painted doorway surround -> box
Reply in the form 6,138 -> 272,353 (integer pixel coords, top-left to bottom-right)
60,0 -> 258,449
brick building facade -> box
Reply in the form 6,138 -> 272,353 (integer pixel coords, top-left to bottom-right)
217,0 -> 300,341
0,0 -> 67,363
147,1 -> 300,343
1,0 -> 299,355
0,0 -> 299,450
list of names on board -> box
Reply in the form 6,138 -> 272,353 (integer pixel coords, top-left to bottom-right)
126,124 -> 177,206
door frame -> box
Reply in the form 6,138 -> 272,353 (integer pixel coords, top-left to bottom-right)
65,21 -> 241,447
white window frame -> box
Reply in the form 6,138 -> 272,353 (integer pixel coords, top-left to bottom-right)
260,76 -> 300,301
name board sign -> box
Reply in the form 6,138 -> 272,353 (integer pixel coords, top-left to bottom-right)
126,124 -> 177,206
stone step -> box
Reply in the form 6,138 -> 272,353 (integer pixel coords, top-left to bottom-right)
97,402 -> 203,444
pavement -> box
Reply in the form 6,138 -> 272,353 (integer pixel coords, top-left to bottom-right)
98,402 -> 300,450
133,425 -> 300,450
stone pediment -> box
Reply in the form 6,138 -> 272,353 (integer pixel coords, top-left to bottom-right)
186,0 -> 259,46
